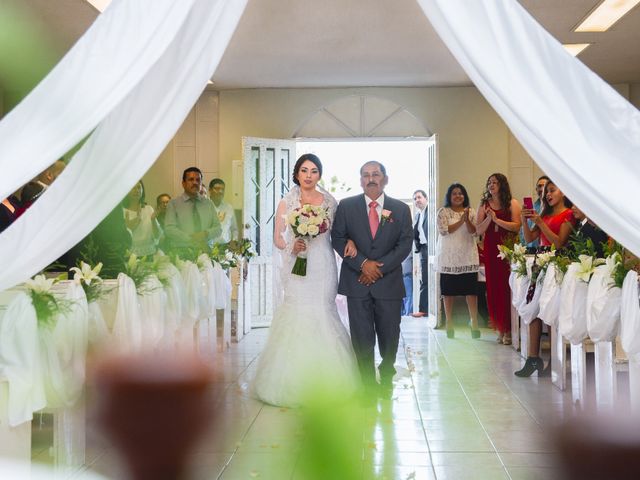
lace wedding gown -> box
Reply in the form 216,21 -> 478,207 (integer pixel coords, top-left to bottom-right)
253,186 -> 359,407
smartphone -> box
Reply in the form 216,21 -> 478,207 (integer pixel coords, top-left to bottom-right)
523,196 -> 534,210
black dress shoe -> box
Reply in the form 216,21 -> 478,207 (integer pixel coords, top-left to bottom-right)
378,379 -> 394,399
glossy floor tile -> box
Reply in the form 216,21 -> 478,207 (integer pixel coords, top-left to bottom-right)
58,315 -> 600,479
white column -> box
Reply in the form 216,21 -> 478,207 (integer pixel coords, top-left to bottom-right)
594,341 -> 616,412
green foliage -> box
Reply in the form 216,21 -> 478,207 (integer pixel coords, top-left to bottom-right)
319,175 -> 352,194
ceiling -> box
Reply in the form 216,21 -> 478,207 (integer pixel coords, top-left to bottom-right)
10,0 -> 640,89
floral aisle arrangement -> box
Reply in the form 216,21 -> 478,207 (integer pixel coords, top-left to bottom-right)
70,261 -> 111,303
24,274 -> 72,328
226,238 -> 256,261
124,254 -> 161,295
286,204 -> 330,276
210,243 -> 238,270
497,242 -> 527,277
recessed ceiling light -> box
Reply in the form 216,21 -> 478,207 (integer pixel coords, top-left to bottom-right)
563,43 -> 591,56
87,0 -> 111,13
575,0 -> 640,32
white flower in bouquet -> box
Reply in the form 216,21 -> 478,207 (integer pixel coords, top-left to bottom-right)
535,251 -> 555,268
297,223 -> 309,235
307,224 -> 320,236
70,261 -> 103,286
602,252 -> 621,282
24,274 -> 56,294
513,243 -> 527,257
576,254 -> 605,283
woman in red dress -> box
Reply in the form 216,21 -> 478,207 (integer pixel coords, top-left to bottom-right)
515,180 -> 574,377
476,174 -> 522,345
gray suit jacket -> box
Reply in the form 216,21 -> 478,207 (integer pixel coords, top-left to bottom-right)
332,194 -> 413,299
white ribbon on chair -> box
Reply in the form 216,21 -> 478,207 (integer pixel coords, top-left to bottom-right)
538,264 -> 563,327
41,282 -> 89,409
0,293 -> 46,426
587,264 -> 622,343
212,262 -> 232,309
181,261 -> 202,328
510,270 -> 529,310
620,271 -> 640,358
87,301 -> 110,346
161,263 -> 186,347
198,254 -> 217,318
138,275 -> 167,348
558,263 -> 589,345
518,274 -> 544,326
111,273 -> 142,352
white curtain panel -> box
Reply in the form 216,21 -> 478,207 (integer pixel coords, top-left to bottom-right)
417,0 -> 640,257
0,0 -> 247,291
0,0 -> 200,201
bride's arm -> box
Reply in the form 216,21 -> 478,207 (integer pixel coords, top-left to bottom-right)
273,200 -> 289,251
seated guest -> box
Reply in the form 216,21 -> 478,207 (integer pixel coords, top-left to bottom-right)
164,167 -> 221,253
123,180 -> 161,257
516,180 -> 575,377
156,193 -> 171,229
209,178 -> 239,244
14,182 -> 45,218
570,205 -> 609,257
0,195 -> 20,234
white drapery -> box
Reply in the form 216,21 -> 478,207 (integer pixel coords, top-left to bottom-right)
418,0 -> 640,257
0,0 -> 247,291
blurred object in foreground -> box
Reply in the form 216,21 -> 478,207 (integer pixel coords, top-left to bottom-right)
93,352 -> 217,480
556,414 -> 640,480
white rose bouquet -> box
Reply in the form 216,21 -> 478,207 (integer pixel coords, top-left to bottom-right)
286,204 -> 330,276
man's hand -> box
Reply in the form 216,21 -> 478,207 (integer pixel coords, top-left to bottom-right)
358,272 -> 377,286
360,260 -> 384,285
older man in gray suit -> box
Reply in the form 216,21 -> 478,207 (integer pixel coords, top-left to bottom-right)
332,161 -> 413,399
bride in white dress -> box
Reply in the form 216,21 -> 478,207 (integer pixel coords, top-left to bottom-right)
253,154 -> 360,407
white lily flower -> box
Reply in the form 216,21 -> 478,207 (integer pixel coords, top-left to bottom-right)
70,261 -> 103,286
536,251 -> 555,267
496,245 -> 509,260
514,243 -> 527,256
576,254 -> 603,283
25,274 -> 56,294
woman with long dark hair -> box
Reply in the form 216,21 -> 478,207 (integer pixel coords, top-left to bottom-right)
476,173 -> 522,345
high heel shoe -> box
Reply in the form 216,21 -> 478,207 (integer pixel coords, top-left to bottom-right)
471,329 -> 481,339
446,328 -> 455,339
514,357 -> 543,377
539,362 -> 551,377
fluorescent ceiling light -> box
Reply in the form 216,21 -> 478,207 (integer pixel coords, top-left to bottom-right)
86,0 -> 111,13
563,43 -> 591,56
575,0 -> 640,32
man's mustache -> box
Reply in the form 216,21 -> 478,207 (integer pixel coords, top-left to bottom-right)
367,182 -> 378,187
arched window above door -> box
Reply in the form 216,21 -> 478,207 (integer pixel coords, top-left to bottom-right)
293,94 -> 431,138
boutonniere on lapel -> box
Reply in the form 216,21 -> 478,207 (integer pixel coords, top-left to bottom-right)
380,209 -> 394,226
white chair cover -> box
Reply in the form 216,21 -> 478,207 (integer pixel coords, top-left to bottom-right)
161,263 -> 186,346
538,264 -> 563,327
558,263 -> 589,345
138,275 -> 167,348
87,301 -> 110,346
181,261 -> 202,328
111,273 -> 142,352
620,271 -> 640,356
198,254 -> 217,318
0,292 -> 46,426
42,282 -> 89,409
212,262 -> 232,309
587,265 -> 622,342
518,273 -> 544,326
510,270 -> 529,309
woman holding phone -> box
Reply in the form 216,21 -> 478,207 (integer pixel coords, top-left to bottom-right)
476,174 -> 522,345
515,180 -> 574,377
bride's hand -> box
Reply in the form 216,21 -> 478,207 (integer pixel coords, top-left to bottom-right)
344,239 -> 357,258
292,238 -> 307,255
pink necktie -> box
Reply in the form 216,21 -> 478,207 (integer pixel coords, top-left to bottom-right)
369,201 -> 379,238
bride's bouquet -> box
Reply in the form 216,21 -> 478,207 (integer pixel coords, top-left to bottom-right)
286,204 -> 330,276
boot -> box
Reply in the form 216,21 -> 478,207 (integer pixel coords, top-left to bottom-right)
514,357 -> 544,377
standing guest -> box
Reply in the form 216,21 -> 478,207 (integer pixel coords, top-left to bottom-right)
520,175 -> 550,249
14,182 -> 45,218
436,183 -> 480,339
164,167 -> 221,253
476,173 -> 522,345
123,180 -> 161,257
570,205 -> 609,257
412,189 -> 429,317
35,159 -> 66,190
209,178 -> 239,244
401,253 -> 413,316
156,193 -> 171,229
516,180 -> 574,377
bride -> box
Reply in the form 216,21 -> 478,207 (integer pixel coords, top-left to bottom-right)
253,153 -> 360,407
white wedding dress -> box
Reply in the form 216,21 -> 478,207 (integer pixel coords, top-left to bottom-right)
253,186 -> 359,407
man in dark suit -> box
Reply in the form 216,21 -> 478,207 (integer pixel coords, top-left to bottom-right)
412,189 -> 429,317
332,161 -> 413,399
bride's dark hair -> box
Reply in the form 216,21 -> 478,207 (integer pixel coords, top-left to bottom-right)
292,153 -> 323,186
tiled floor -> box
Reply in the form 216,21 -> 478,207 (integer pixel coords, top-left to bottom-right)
32,315 -> 590,479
